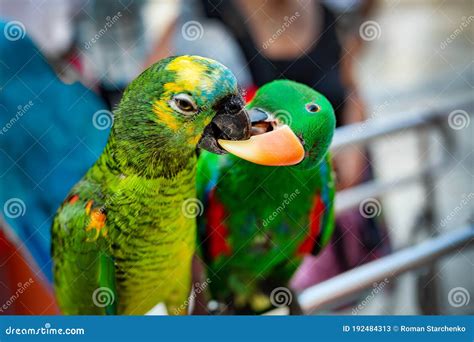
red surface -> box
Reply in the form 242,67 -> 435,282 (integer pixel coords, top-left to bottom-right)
0,228 -> 59,315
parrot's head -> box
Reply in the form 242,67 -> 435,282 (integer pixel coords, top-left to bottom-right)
115,55 -> 251,158
218,80 -> 336,169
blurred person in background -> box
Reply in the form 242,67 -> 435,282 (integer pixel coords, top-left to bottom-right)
152,0 -> 391,299
70,0 -> 178,107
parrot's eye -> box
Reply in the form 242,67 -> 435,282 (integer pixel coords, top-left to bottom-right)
170,94 -> 198,115
305,103 -> 320,113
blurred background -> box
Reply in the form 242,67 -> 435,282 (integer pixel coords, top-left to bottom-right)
0,0 -> 472,315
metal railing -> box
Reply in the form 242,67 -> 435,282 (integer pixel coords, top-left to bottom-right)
331,92 -> 472,213
330,92 -> 472,150
297,93 -> 474,314
299,226 -> 473,313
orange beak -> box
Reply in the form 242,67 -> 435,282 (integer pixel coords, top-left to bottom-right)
218,125 -> 305,166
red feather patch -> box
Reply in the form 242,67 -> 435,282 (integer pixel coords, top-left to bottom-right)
244,85 -> 258,103
206,190 -> 232,260
297,194 -> 324,255
67,194 -> 79,204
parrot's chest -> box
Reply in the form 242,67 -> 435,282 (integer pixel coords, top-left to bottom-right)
105,175 -> 197,313
225,183 -> 317,232
217,168 -> 322,268
239,190 -> 315,249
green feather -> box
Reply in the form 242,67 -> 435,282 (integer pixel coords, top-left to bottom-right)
99,252 -> 117,315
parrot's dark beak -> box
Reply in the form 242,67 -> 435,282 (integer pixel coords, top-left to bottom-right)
217,108 -> 305,166
198,94 -> 251,154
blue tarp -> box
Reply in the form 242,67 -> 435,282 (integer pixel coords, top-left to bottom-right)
0,20 -> 109,281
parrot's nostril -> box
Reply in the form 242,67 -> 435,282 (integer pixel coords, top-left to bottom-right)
297,133 -> 305,146
215,94 -> 245,115
227,102 -> 243,114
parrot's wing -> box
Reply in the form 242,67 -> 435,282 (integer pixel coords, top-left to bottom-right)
52,185 -> 116,315
296,153 -> 335,256
311,153 -> 336,255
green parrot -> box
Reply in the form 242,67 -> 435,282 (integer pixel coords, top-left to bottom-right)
196,80 -> 336,314
51,55 -> 264,315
